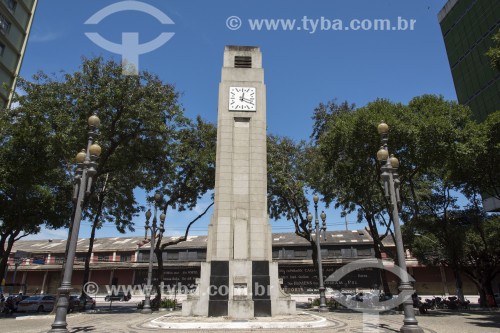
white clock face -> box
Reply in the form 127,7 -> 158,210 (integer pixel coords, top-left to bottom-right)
229,87 -> 256,111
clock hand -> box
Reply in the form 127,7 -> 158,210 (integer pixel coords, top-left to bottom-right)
241,98 -> 254,104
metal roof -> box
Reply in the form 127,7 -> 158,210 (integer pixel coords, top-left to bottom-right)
11,230 -> 393,255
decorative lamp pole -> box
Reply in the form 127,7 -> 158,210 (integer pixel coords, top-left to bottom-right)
141,191 -> 164,314
377,121 -> 423,333
49,115 -> 101,333
307,194 -> 328,312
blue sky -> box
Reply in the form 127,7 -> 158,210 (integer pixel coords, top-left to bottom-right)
21,0 -> 456,240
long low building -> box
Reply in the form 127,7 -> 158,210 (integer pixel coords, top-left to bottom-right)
2,230 -> 483,297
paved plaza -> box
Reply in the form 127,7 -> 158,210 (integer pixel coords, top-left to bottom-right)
1,306 -> 499,333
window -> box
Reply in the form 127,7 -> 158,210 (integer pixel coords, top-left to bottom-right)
166,251 -> 178,260
341,248 -> 357,258
357,248 -> 373,257
98,255 -> 109,262
120,255 -> 130,262
0,13 -> 11,34
329,249 -> 341,258
272,250 -> 279,259
178,250 -> 198,261
0,42 -> 5,56
294,250 -> 308,258
4,0 -> 16,12
283,249 -> 295,259
55,257 -> 65,264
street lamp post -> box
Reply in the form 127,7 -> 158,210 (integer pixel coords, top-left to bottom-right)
49,115 -> 102,333
141,191 -> 165,314
377,121 -> 423,333
307,194 -> 328,312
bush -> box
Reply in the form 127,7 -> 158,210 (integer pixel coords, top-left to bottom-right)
310,297 -> 342,309
160,298 -> 177,308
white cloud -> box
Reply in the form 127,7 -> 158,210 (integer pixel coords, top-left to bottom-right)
29,31 -> 63,43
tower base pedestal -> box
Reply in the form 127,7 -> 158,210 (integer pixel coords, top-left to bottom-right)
182,261 -> 296,318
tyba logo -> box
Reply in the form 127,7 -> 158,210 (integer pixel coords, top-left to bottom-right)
84,1 -> 175,75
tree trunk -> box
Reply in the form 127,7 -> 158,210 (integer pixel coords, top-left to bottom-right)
0,233 -> 16,291
81,174 -> 107,299
366,218 -> 392,295
373,243 -> 392,294
483,277 -> 497,307
463,270 -> 486,307
478,287 -> 487,308
451,266 -> 465,302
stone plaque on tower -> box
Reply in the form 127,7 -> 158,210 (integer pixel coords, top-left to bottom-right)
182,46 -> 296,318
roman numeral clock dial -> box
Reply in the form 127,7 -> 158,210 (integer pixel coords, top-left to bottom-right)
229,87 -> 256,111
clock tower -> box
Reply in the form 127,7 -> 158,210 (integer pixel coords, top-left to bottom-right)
182,46 -> 295,318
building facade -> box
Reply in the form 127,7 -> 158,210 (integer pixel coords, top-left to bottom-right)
438,0 -> 500,212
0,0 -> 37,108
2,231 -> 485,298
439,0 -> 500,122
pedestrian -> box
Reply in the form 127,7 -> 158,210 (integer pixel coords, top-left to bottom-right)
4,296 -> 15,316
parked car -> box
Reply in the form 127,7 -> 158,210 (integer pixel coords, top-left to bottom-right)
68,295 -> 96,312
104,292 -> 131,302
17,295 -> 55,312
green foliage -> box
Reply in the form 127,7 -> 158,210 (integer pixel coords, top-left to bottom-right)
267,135 -> 310,223
0,94 -> 74,283
0,108 -> 73,234
13,56 -> 186,232
407,210 -> 500,306
151,116 -> 217,302
267,135 -> 323,266
1,56 -> 187,283
312,95 -> 473,241
486,28 -> 500,71
155,116 -> 217,212
310,297 -> 340,309
160,298 -> 177,308
450,111 -> 500,201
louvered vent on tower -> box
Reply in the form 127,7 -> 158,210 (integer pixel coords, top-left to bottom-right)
235,56 -> 252,68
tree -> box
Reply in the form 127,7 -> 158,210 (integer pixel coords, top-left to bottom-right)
450,111 -> 500,203
311,95 -> 474,293
149,116 -> 217,305
460,214 -> 500,307
8,56 -> 186,297
267,135 -> 322,266
0,107 -> 73,285
408,210 -> 500,307
486,28 -> 500,71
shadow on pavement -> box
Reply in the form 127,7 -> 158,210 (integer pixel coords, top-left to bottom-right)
465,313 -> 500,329
70,326 -> 95,332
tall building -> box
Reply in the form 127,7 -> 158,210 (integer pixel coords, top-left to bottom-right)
439,0 -> 500,212
438,0 -> 499,122
0,0 -> 37,109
